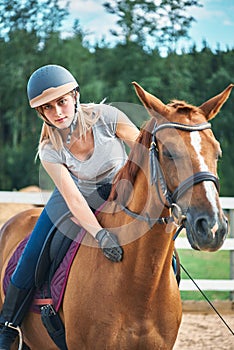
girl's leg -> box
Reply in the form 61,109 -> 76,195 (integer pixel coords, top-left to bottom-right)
11,208 -> 53,289
11,188 -> 70,289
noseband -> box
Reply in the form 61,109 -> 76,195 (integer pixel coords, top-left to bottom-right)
119,121 -> 220,230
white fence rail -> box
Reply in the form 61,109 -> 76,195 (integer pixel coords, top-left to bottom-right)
176,197 -> 234,294
175,237 -> 234,293
0,190 -> 51,205
0,192 -> 234,294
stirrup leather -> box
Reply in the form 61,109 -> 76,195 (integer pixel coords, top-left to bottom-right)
2,322 -> 23,350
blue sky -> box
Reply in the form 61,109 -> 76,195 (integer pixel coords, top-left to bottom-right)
65,0 -> 234,52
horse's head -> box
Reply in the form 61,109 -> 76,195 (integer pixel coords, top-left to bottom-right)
133,82 -> 234,251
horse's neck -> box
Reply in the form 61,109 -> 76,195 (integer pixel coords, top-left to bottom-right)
127,167 -> 170,227
118,224 -> 175,312
122,168 -> 175,286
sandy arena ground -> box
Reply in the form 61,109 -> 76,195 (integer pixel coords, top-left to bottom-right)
174,311 -> 234,349
0,201 -> 233,349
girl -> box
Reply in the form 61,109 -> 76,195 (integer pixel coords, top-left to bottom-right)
0,64 -> 139,349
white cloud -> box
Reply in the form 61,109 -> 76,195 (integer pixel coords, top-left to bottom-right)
61,0 -> 118,43
61,0 -> 234,50
69,0 -> 102,14
223,19 -> 234,26
190,0 -> 234,23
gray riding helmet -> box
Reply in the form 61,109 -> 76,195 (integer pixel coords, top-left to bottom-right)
27,64 -> 79,108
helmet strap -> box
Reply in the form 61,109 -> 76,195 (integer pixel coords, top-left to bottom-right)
66,91 -> 79,144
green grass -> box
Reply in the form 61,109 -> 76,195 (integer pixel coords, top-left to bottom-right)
178,249 -> 230,300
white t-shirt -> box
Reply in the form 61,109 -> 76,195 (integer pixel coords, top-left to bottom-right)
39,104 -> 128,197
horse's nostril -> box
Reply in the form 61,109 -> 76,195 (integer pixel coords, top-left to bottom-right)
196,217 -> 209,235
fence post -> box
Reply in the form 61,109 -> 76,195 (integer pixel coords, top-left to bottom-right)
229,209 -> 234,301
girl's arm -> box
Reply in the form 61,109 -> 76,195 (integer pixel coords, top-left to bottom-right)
42,160 -> 123,262
116,112 -> 140,147
41,160 -> 103,238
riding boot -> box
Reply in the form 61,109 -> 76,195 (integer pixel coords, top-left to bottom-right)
0,281 -> 34,350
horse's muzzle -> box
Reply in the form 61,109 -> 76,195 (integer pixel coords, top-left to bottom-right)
184,208 -> 228,252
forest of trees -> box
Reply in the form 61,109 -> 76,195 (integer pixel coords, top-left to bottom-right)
1,0 -> 234,195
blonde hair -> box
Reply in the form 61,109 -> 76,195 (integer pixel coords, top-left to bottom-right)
38,103 -> 100,152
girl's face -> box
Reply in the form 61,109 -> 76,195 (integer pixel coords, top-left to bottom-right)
41,93 -> 76,129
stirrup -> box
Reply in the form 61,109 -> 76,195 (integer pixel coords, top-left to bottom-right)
3,322 -> 23,350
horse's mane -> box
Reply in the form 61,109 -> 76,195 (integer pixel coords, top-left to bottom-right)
108,118 -> 156,204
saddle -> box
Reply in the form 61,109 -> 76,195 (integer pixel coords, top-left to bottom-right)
35,212 -> 84,290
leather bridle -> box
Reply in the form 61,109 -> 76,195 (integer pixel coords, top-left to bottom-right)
119,121 -> 220,231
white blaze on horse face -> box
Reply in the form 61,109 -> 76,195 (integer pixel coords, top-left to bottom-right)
190,131 -> 219,235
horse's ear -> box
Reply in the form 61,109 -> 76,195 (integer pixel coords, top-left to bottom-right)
199,84 -> 234,120
132,82 -> 169,119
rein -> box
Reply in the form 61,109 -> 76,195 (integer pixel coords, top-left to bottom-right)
118,203 -> 174,229
120,121 -> 220,230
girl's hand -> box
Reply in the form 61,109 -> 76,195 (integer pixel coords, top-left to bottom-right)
95,229 -> 123,262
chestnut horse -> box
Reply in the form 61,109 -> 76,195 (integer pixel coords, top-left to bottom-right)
0,82 -> 233,350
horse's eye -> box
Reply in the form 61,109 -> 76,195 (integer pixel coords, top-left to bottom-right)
163,149 -> 178,160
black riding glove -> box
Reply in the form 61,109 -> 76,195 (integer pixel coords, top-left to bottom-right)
95,229 -> 123,262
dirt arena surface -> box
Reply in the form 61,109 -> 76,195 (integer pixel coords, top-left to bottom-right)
0,200 -> 234,349
174,311 -> 234,349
